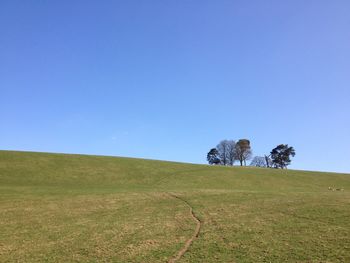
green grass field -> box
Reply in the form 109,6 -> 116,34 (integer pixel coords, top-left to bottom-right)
1,150 -> 349,262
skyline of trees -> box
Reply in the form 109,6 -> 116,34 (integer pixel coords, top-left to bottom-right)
207,139 -> 253,166
207,140 -> 295,169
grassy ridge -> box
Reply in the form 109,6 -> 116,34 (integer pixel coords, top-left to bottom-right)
1,150 -> 349,262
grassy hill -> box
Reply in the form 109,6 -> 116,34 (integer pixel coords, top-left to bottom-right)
1,150 -> 349,262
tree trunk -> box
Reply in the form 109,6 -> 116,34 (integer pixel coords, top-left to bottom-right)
265,155 -> 270,168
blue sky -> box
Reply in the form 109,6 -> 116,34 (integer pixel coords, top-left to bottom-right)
1,1 -> 349,173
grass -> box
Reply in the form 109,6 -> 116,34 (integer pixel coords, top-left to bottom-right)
0,150 -> 349,262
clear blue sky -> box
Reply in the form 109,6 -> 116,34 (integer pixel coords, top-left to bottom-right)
1,1 -> 349,173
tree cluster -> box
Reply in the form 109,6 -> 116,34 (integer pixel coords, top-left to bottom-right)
249,144 -> 295,169
207,141 -> 295,169
207,139 -> 252,166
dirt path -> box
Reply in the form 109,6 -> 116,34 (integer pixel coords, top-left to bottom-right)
167,193 -> 201,263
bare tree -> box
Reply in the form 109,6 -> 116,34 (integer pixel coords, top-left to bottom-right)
227,140 -> 236,166
235,139 -> 252,166
216,140 -> 229,165
216,140 -> 236,166
250,156 -> 268,167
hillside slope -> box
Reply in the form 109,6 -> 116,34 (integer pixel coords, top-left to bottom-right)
1,150 -> 349,262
